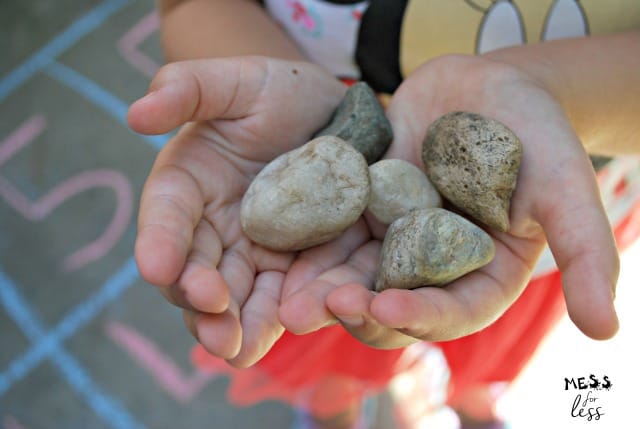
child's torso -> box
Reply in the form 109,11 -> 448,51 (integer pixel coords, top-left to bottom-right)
264,0 -> 640,277
265,0 -> 640,93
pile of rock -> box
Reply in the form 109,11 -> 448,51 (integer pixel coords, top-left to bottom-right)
240,83 -> 522,291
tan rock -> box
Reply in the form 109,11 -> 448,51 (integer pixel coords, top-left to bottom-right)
375,208 -> 495,291
422,112 -> 522,232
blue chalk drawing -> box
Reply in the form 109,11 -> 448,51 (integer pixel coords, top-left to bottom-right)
0,265 -> 146,429
0,0 -> 168,426
45,61 -> 168,150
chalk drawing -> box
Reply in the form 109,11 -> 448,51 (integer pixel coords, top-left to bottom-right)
0,116 -> 134,271
0,258 -> 139,394
0,269 -> 146,429
0,0 -> 174,427
2,416 -> 27,429
106,321 -> 214,402
118,11 -> 161,78
0,116 -> 47,166
45,62 -> 168,151
0,0 -> 131,104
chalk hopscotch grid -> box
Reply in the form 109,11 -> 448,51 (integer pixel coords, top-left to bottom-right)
0,0 -> 168,427
0,266 -> 144,429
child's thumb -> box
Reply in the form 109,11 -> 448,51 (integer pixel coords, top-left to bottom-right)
536,162 -> 619,340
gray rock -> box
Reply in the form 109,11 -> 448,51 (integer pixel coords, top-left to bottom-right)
241,136 -> 370,251
422,112 -> 522,232
368,159 -> 441,224
316,82 -> 393,164
375,208 -> 495,291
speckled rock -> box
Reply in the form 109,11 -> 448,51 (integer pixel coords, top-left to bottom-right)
316,82 -> 393,164
368,159 -> 441,224
375,208 -> 495,291
241,136 -> 370,251
422,112 -> 522,232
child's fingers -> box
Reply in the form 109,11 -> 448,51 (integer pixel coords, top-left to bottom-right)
369,236 -> 535,342
126,57 -> 345,136
370,276 -> 499,342
127,58 -> 263,135
327,283 -> 418,349
135,163 -> 204,288
278,279 -> 339,335
183,301 -> 242,361
281,219 -> 370,301
535,159 -> 620,340
158,266 -> 229,313
159,219 -> 229,314
226,271 -> 286,368
217,242 -> 260,314
182,253 -> 287,365
279,241 -> 381,334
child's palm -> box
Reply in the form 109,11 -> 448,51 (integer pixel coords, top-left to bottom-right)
279,55 -> 619,347
129,57 -> 347,366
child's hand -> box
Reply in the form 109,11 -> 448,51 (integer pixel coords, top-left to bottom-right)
279,54 -> 620,348
128,57 -> 346,367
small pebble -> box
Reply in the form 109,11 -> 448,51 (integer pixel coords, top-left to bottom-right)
422,111 -> 522,232
316,82 -> 393,164
368,159 -> 441,224
375,208 -> 495,291
241,136 -> 370,251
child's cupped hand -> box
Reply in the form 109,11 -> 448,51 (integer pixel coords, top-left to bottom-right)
127,57 -> 347,367
129,54 -> 620,367
278,54 -> 620,348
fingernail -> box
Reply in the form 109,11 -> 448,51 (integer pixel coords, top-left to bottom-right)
338,314 -> 364,328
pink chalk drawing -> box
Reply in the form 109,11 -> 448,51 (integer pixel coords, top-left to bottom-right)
3,416 -> 27,429
0,115 -> 134,271
105,321 -> 215,403
0,115 -> 47,166
118,11 -> 161,77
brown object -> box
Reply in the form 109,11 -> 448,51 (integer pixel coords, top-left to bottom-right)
422,112 -> 522,232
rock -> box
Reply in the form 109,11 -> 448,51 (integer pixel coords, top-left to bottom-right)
368,159 -> 441,224
316,82 -> 393,164
422,112 -> 522,232
374,208 -> 495,291
241,136 -> 370,251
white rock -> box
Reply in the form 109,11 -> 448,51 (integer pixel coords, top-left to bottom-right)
368,159 -> 441,224
241,136 -> 370,251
